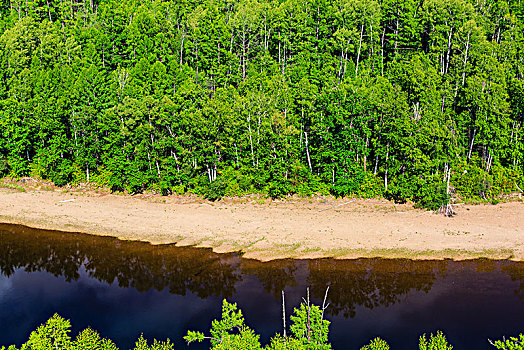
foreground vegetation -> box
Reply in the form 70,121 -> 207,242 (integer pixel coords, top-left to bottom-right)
1,0 -> 523,209
1,300 -> 522,350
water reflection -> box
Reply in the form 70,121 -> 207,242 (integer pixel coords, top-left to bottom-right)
0,223 -> 523,315
502,264 -> 524,299
0,224 -> 242,298
307,259 -> 448,317
240,259 -> 298,299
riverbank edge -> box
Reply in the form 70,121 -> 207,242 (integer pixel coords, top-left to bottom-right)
0,218 -> 520,262
0,178 -> 523,262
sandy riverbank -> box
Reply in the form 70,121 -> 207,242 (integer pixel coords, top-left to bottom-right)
0,181 -> 522,261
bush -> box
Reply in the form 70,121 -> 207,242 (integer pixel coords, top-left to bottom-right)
386,174 -> 449,210
288,302 -> 331,349
0,153 -> 9,177
332,165 -> 371,198
204,176 -> 229,201
48,159 -> 74,187
3,305 -> 520,350
185,297 -> 332,350
184,299 -> 263,349
267,177 -> 293,199
132,335 -> 174,350
418,331 -> 453,350
490,334 -> 524,350
414,177 -> 450,211
3,313 -> 172,350
360,338 -> 390,350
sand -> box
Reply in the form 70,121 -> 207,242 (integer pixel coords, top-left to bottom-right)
0,181 -> 522,261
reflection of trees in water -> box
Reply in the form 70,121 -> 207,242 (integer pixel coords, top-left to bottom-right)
0,224 -> 242,298
240,259 -> 298,299
502,263 -> 524,299
445,259 -> 524,300
2,223 -> 524,314
307,259 -> 449,318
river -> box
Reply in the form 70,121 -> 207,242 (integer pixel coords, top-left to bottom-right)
0,223 -> 522,349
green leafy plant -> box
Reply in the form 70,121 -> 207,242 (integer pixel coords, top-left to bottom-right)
490,334 -> 524,350
360,337 -> 390,350
204,176 -> 229,201
3,314 -> 172,350
132,335 -> 174,350
73,328 -> 119,350
20,313 -> 73,350
184,299 -> 263,349
287,302 -> 331,349
185,293 -> 333,350
419,331 -> 453,350
2,309 -> 522,350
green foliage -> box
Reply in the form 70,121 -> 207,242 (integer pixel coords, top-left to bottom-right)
490,334 -> 524,350
204,177 -> 229,201
48,159 -> 74,187
184,299 -> 263,349
288,303 -> 331,349
360,338 -> 390,350
332,165 -> 370,198
0,0 -> 523,208
74,328 -> 119,350
132,335 -> 174,350
266,335 -> 316,350
0,154 -> 8,177
21,314 -> 73,350
418,331 -> 453,350
6,314 -> 172,350
414,177 -> 450,211
452,162 -> 490,200
184,297 -> 332,350
0,309 -> 521,350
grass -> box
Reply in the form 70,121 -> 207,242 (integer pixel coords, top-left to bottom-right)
0,181 -> 26,192
320,246 -> 516,260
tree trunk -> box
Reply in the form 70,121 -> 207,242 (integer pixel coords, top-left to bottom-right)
467,128 -> 476,161
248,113 -> 255,166
304,131 -> 312,172
242,25 -> 247,82
355,24 -> 364,76
385,142 -> 389,192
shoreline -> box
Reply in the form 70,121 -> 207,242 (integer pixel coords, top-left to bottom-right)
0,182 -> 523,261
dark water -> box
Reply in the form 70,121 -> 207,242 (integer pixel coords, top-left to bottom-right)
0,224 -> 522,349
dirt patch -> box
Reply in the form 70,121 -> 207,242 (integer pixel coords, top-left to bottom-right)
0,179 -> 522,261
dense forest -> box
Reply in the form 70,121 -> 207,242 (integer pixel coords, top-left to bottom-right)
0,0 -> 523,207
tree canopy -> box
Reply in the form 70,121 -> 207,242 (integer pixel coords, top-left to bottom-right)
0,0 -> 523,206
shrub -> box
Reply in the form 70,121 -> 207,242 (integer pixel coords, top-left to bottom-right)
0,153 -> 9,177
419,331 -> 453,350
414,177 -> 450,211
185,297 -> 332,350
490,334 -> 524,350
48,159 -> 74,187
20,313 -> 73,350
4,306 -> 521,350
386,174 -> 449,210
204,176 -> 229,201
184,299 -> 263,349
73,328 -> 119,350
4,314 -> 172,350
288,303 -> 331,349
132,335 -> 174,350
360,338 -> 390,350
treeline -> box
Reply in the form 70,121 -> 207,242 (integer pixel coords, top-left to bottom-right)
0,0 -> 523,207
2,307 -> 523,350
